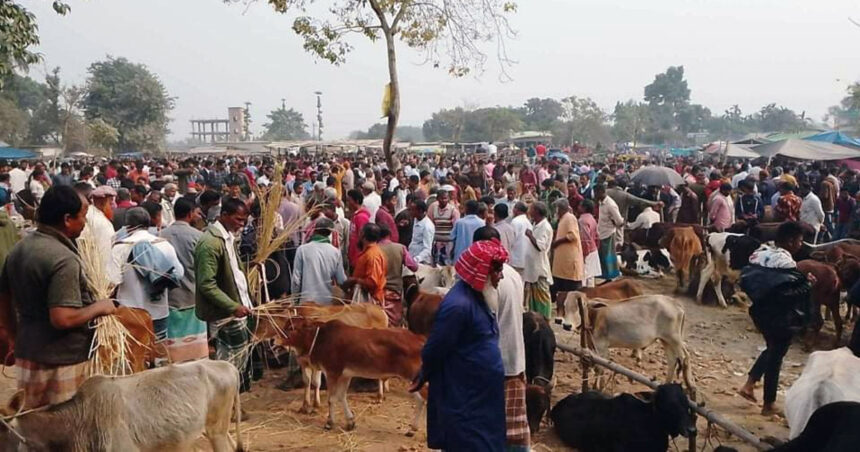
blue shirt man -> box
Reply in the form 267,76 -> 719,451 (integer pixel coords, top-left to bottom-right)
450,203 -> 486,263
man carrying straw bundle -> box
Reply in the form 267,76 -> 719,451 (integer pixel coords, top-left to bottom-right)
194,198 -> 255,392
0,185 -> 116,409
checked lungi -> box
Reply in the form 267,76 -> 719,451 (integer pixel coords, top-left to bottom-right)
504,374 -> 530,451
382,289 -> 404,327
210,317 -> 254,392
526,277 -> 552,319
598,236 -> 620,281
16,358 -> 88,409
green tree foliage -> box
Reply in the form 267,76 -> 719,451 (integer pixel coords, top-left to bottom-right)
0,97 -> 28,145
423,107 -> 468,142
87,118 -> 119,153
350,123 -> 423,142
554,96 -> 610,147
239,0 -> 516,170
520,97 -> 562,131
827,82 -> 860,133
422,106 -> 522,142
611,100 -> 651,145
0,1 -> 70,85
262,106 -> 310,141
83,57 -> 174,152
752,103 -> 805,132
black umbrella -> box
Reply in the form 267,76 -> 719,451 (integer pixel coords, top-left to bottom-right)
629,166 -> 685,187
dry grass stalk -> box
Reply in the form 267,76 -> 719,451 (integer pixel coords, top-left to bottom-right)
245,164 -> 311,304
78,222 -> 134,376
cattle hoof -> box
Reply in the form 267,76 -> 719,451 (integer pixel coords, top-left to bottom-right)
405,430 -> 415,437
554,318 -> 563,325
563,324 -> 572,332
346,421 -> 356,431
324,421 -> 334,431
299,406 -> 314,415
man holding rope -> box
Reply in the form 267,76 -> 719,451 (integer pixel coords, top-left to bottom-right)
0,186 -> 116,409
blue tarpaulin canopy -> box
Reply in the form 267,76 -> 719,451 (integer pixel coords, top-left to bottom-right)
805,131 -> 860,149
0,147 -> 37,159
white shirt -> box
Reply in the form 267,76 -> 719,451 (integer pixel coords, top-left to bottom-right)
510,214 -> 532,269
363,191 -> 382,223
800,192 -> 825,231
597,196 -> 625,240
629,206 -> 661,230
29,179 -> 45,203
161,198 -> 175,227
212,221 -> 254,309
8,168 -> 26,195
523,218 -> 553,284
408,216 -> 435,264
109,229 -> 184,320
497,264 -> 526,376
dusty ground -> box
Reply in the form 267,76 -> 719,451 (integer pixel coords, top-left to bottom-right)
0,274 -> 847,451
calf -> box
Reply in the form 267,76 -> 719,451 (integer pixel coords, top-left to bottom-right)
523,312 -> 555,434
659,227 -> 703,292
0,360 -> 243,452
569,295 -> 694,390
275,319 -> 426,434
618,243 -> 671,277
404,284 -> 444,336
785,347 -> 860,439
629,222 -> 708,250
797,260 -> 843,348
696,233 -> 761,308
254,302 -> 389,411
773,402 -> 860,452
550,383 -> 693,452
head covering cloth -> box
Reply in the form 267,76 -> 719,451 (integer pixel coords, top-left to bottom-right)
454,238 -> 509,291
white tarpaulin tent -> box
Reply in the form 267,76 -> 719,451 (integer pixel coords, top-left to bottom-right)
725,143 -> 760,158
751,139 -> 860,160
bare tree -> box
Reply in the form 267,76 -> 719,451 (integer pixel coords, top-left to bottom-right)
230,0 -> 517,170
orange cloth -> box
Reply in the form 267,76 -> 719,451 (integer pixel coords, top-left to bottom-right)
352,243 -> 387,302
552,212 -> 585,282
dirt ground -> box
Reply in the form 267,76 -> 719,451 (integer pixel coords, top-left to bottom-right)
0,274 -> 847,451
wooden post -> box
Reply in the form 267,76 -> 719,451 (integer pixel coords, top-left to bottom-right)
555,343 -> 769,451
577,298 -> 590,392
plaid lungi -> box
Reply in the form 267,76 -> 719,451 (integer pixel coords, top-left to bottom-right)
505,374 -> 530,449
16,358 -> 88,409
165,307 -> 209,363
210,317 -> 254,392
526,277 -> 552,319
382,289 -> 403,327
598,236 -> 620,280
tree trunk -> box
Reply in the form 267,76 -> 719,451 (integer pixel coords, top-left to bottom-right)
383,31 -> 401,172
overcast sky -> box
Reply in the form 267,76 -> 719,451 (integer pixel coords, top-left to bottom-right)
21,0 -> 860,140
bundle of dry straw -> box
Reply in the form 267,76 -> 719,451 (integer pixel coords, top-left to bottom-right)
245,165 -> 310,304
77,226 -> 136,376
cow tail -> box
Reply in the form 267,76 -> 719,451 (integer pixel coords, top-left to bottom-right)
234,370 -> 245,452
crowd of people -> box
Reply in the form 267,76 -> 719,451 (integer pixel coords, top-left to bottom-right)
0,149 -> 858,449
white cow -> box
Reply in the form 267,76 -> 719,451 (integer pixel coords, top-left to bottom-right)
573,295 -> 695,391
696,232 -> 752,308
415,264 -> 455,291
785,347 -> 860,438
0,360 -> 243,452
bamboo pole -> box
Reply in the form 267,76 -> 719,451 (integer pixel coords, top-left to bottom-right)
555,342 -> 769,451
577,298 -> 590,392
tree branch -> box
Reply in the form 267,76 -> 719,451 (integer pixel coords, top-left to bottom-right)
367,0 -> 390,33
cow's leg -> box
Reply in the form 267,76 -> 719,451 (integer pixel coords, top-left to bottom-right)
300,367 -> 314,414
712,274 -> 729,308
313,370 -> 322,408
406,392 -> 425,437
377,379 -> 385,402
325,373 -> 342,430
832,301 -> 844,348
206,391 -> 234,452
695,260 -> 714,303
163,441 -> 198,452
341,377 -> 356,431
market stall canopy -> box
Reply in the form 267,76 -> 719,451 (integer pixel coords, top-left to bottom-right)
751,139 -> 860,160
805,131 -> 860,149
0,147 -> 38,159
630,165 -> 685,186
725,143 -> 760,159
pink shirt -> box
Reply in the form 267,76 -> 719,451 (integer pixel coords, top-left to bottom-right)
348,207 -> 371,267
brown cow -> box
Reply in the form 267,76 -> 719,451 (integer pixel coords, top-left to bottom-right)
660,227 -> 704,292
556,279 -> 644,325
404,284 -> 444,336
254,302 -> 389,411
274,319 -> 427,434
797,260 -> 843,348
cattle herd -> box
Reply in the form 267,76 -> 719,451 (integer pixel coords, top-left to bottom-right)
4,235 -> 860,450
